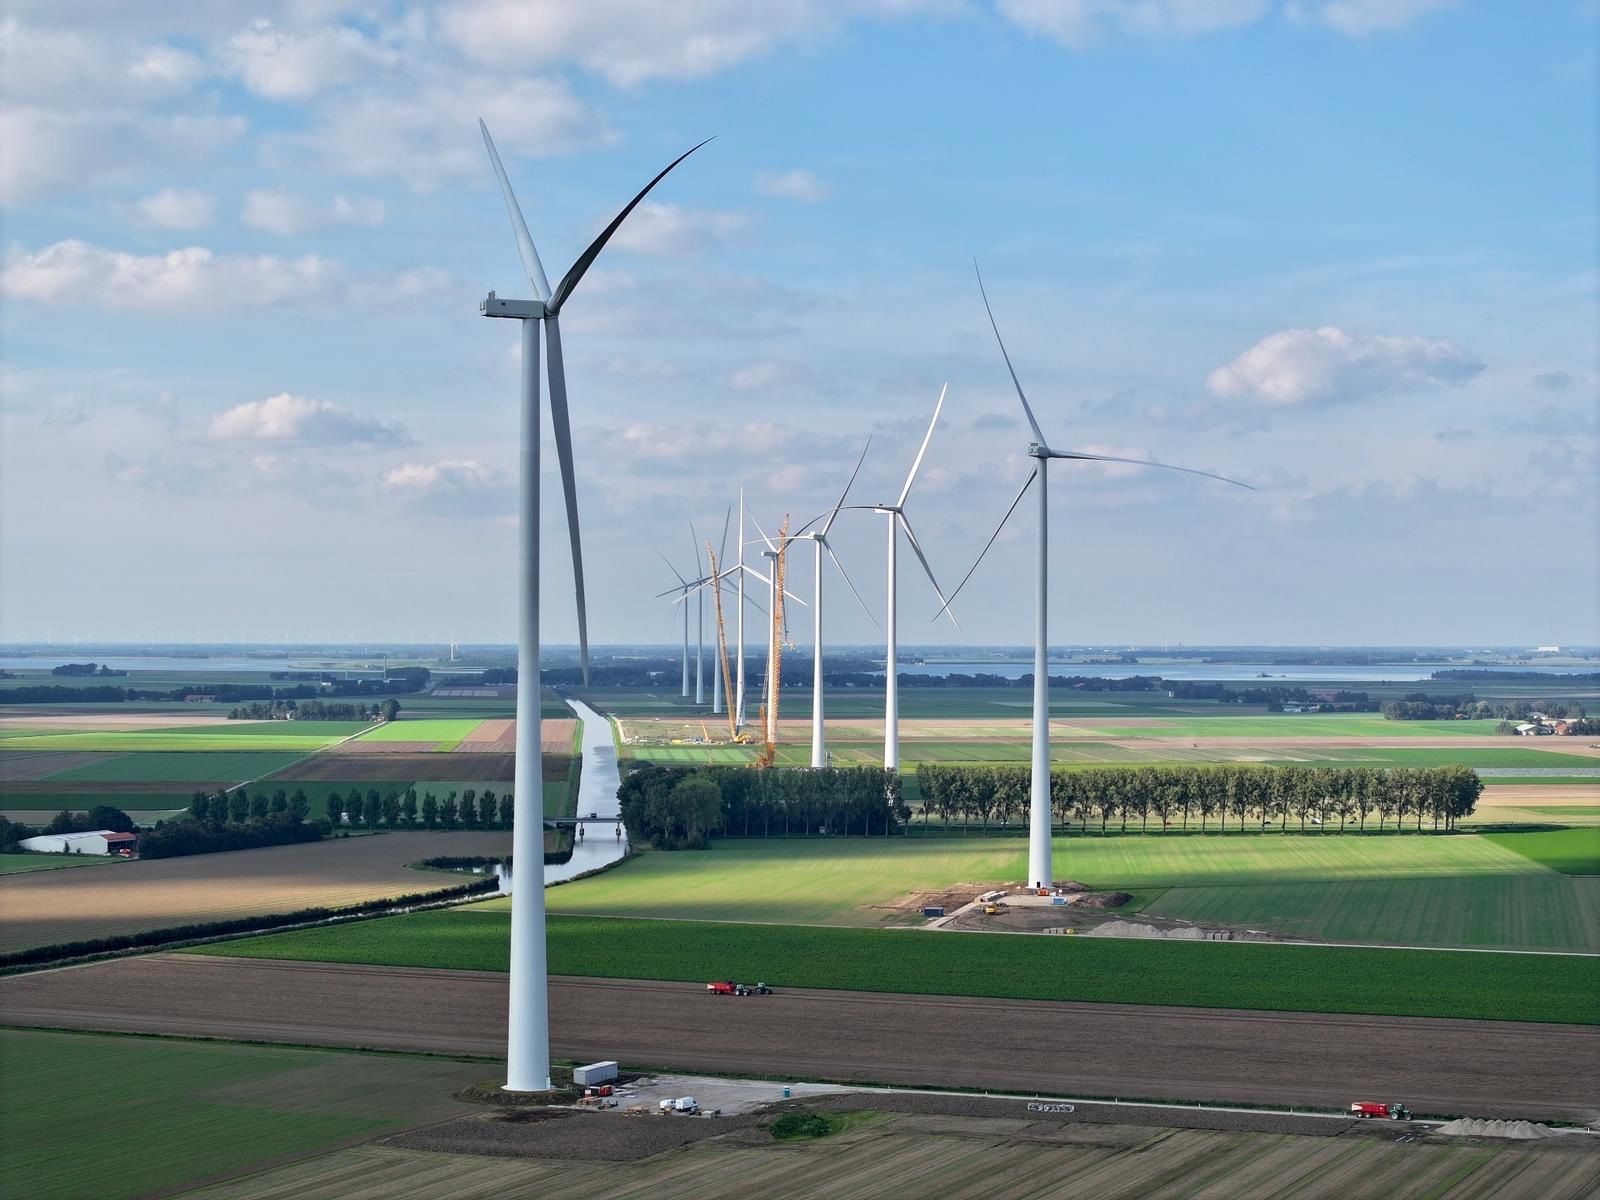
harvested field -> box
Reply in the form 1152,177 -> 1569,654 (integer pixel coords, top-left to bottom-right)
0,750 -> 114,781
4,960 -> 1594,1121
171,1113 -> 1600,1200
48,750 -> 306,782
0,831 -> 511,952
0,714 -> 269,733
335,741 -> 442,754
273,752 -> 516,783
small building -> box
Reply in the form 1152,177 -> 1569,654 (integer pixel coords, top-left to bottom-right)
1514,722 -> 1551,737
18,830 -> 138,856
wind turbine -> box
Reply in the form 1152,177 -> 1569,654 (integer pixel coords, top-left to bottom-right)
792,439 -> 878,768
653,550 -> 693,698
857,385 -> 960,773
944,265 -> 1254,891
690,524 -> 705,706
478,120 -> 708,1093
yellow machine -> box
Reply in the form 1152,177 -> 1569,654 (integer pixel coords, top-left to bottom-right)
756,517 -> 790,768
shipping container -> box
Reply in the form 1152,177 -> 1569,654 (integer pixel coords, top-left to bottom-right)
573,1060 -> 619,1087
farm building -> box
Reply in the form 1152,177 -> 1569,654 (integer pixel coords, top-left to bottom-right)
18,830 -> 137,856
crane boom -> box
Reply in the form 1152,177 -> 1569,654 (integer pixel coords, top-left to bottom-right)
707,544 -> 737,740
759,516 -> 790,767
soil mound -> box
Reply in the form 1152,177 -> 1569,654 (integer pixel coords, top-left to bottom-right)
1435,1118 -> 1556,1139
1086,919 -> 1273,942
1074,891 -> 1133,909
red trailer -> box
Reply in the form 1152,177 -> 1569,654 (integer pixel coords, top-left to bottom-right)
1350,1101 -> 1411,1120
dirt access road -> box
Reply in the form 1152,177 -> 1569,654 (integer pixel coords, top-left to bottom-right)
2,956 -> 1593,1121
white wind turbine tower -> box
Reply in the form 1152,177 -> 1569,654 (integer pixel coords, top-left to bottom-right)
942,265 -> 1254,891
478,120 -> 708,1093
846,385 -> 959,773
792,439 -> 878,768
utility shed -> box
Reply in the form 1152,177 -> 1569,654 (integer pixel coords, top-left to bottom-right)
18,830 -> 136,856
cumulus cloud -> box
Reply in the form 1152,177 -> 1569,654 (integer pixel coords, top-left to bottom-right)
728,360 -> 816,391
1,240 -> 446,312
208,393 -> 410,447
996,0 -> 1270,46
133,188 -> 216,230
0,107 -> 244,206
609,203 -> 749,255
242,189 -> 385,235
441,0 -> 939,86
1206,326 -> 1484,406
297,77 -> 607,186
381,459 -> 512,515
1,240 -> 335,312
223,19 -> 398,100
753,168 -> 831,202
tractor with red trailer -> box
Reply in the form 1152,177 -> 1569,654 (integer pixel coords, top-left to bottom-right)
706,981 -> 773,996
1350,1101 -> 1412,1120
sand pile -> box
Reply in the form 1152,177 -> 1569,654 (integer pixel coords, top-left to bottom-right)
1434,1118 -> 1556,1139
1086,920 -> 1268,941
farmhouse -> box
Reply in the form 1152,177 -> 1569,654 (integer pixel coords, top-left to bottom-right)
1514,722 -> 1552,736
19,830 -> 137,856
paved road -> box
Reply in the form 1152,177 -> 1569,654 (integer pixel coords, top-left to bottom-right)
3,955 -> 1594,1121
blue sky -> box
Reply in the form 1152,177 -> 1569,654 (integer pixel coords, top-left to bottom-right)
1,1 -> 1595,648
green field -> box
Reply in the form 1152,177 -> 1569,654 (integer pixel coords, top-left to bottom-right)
351,719 -> 485,747
42,750 -> 307,782
0,723 -> 365,752
518,835 -> 1558,926
191,909 -> 1600,1025
1483,828 -> 1600,875
0,852 -> 115,874
0,791 -> 195,813
1145,875 -> 1600,951
0,1029 -> 487,1200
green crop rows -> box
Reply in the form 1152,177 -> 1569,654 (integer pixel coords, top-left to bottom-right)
190,910 -> 1600,1026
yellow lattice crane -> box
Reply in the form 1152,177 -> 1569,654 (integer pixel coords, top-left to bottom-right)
706,543 -> 742,741
757,516 -> 790,768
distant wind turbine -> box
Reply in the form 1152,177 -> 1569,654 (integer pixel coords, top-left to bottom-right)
479,119 -> 709,1093
941,265 -> 1254,890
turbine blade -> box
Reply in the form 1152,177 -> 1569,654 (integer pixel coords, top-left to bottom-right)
897,512 -> 960,632
1048,449 -> 1255,490
479,119 -> 552,302
934,467 -> 1036,621
974,261 -> 1046,446
690,520 -> 702,574
821,436 -> 872,537
717,505 -> 731,564
897,383 -> 947,507
825,539 -> 880,629
545,318 -> 589,684
749,511 -> 777,553
548,137 -> 715,313
653,546 -> 688,585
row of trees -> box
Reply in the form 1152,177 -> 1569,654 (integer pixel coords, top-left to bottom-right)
620,764 -> 905,849
916,764 -> 1484,834
226,698 -> 399,721
312,786 -> 515,830
1383,693 -> 1587,721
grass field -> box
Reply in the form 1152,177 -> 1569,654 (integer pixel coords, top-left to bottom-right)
0,790 -> 196,812
0,852 -> 114,874
0,1029 -> 487,1200
1483,828 -> 1600,875
44,750 -> 307,782
192,910 -> 1600,1025
0,723 -> 365,752
352,719 -> 485,747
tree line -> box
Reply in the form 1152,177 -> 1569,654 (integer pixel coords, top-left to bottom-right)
1382,693 -> 1587,721
302,785 -> 516,830
226,698 -> 400,721
619,764 -> 905,849
915,764 -> 1483,834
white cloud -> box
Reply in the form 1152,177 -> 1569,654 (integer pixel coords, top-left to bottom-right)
753,168 -> 832,202
127,44 -> 207,90
2,239 -> 445,312
1206,326 -> 1485,406
728,360 -> 816,390
1288,0 -> 1457,36
133,188 -> 216,230
0,107 -> 244,206
224,19 -> 398,100
382,459 -> 511,515
242,189 -> 385,234
441,0 -> 941,86
208,393 -> 410,447
1,240 -> 336,312
609,202 -> 749,255
996,0 -> 1270,45
299,77 -> 607,186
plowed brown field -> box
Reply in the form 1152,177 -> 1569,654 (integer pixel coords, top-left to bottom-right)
0,831 -> 512,952
2,960 -> 1594,1121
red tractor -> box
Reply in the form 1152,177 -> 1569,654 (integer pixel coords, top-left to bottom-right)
1350,1101 -> 1412,1120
